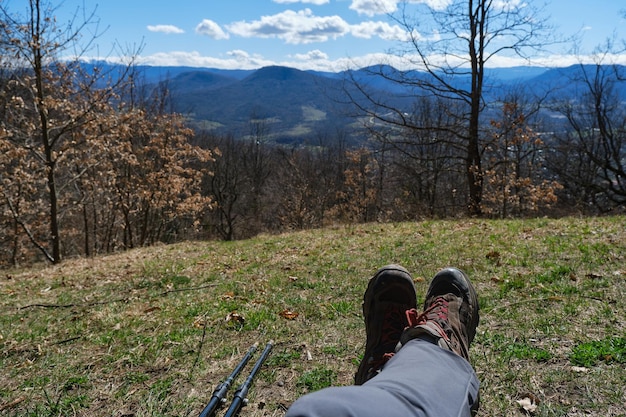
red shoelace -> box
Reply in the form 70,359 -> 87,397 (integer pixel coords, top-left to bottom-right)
405,297 -> 450,341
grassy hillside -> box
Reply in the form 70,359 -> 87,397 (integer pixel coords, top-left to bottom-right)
1,217 -> 625,416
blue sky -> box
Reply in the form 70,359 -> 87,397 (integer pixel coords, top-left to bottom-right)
42,0 -> 626,70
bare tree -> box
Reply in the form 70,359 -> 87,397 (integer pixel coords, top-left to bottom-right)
242,117 -> 274,232
202,133 -> 247,241
550,44 -> 626,211
382,95 -> 466,217
273,132 -> 348,230
347,0 -> 553,215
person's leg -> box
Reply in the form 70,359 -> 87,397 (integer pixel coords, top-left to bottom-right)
286,338 -> 479,417
286,266 -> 480,417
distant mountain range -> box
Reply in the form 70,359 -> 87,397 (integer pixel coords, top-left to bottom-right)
124,63 -> 626,145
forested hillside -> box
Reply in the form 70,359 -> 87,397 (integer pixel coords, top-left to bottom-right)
1,1 -> 624,267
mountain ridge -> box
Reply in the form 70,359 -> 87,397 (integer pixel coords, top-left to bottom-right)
90,62 -> 623,143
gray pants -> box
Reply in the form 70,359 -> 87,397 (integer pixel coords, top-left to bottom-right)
286,339 -> 479,417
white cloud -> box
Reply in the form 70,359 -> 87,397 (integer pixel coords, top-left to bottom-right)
273,0 -> 330,4
227,9 -> 350,44
195,19 -> 230,40
349,0 -> 451,16
127,50 -> 273,70
146,25 -> 184,34
225,9 -> 416,44
294,49 -> 329,60
227,50 -> 251,60
98,49 -> 626,73
492,0 -> 525,11
349,0 -> 397,16
350,21 -> 412,41
422,0 -> 453,9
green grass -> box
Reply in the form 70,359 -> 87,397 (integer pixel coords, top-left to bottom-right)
0,216 -> 625,416
570,337 -> 626,367
297,367 -> 337,393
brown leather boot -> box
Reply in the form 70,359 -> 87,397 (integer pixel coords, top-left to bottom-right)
400,267 -> 479,363
354,264 -> 417,385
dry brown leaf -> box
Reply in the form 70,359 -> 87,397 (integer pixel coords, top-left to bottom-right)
516,393 -> 540,414
225,311 -> 245,324
221,292 -> 235,300
279,309 -> 299,320
193,317 -> 207,328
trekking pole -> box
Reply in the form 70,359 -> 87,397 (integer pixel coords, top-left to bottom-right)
223,340 -> 274,417
198,343 -> 258,417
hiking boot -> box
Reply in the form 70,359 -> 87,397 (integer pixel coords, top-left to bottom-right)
400,267 -> 479,363
355,264 -> 417,385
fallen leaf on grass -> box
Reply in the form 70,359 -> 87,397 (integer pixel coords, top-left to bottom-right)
516,393 -> 540,414
279,309 -> 299,320
221,291 -> 235,300
225,311 -> 245,325
193,317 -> 207,328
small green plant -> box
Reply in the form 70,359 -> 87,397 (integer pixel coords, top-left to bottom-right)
266,350 -> 301,367
331,300 -> 353,314
499,275 -> 526,295
480,333 -> 552,362
536,265 -> 574,284
297,367 -> 336,393
62,375 -> 89,391
504,342 -> 552,362
570,337 -> 626,367
162,274 -> 192,288
150,377 -> 174,402
322,345 -> 348,356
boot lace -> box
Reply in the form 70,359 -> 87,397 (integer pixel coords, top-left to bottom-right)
405,297 -> 451,341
